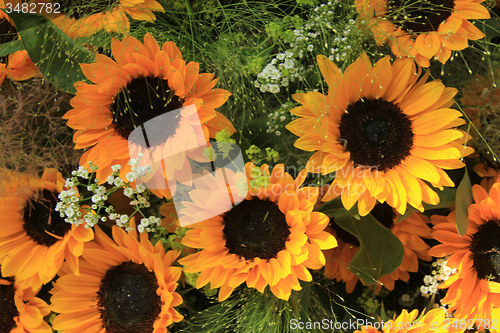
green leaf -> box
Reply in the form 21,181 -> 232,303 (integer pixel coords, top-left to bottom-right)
395,206 -> 418,223
422,186 -> 456,211
318,197 -> 359,218
455,168 -> 473,236
5,11 -> 94,94
334,214 -> 404,286
0,40 -> 24,57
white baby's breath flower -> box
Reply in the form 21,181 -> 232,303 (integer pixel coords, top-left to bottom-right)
65,207 -> 75,218
123,188 -> 134,198
111,164 -> 122,172
95,186 -> 106,196
91,195 -> 101,203
136,184 -> 146,193
126,172 -> 136,182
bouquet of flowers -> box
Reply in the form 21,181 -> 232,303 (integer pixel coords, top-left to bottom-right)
0,0 -> 499,332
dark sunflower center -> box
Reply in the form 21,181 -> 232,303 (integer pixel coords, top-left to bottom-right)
54,0 -> 119,20
339,98 -> 414,171
370,202 -> 396,229
470,220 -> 500,283
97,261 -> 162,333
386,0 -> 455,33
112,76 -> 184,148
0,276 -> 18,333
222,197 -> 291,261
22,189 -> 72,247
0,18 -> 17,45
329,218 -> 360,247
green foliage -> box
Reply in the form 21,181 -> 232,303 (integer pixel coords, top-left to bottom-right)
0,40 -> 24,57
5,12 -> 94,94
456,168 -> 473,236
335,214 -> 404,286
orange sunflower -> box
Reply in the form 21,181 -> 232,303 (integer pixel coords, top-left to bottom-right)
0,168 -> 94,291
0,1 -> 40,85
324,203 -> 432,293
355,0 -> 490,67
286,53 -> 473,216
0,274 -> 51,333
178,163 -> 337,301
64,33 -> 235,199
355,308 -> 465,333
428,182 -> 500,329
48,0 -> 164,38
50,219 -> 184,332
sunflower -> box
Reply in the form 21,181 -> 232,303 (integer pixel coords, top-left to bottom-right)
324,203 -> 432,293
0,274 -> 51,333
48,0 -> 165,37
0,168 -> 94,292
428,182 -> 500,329
64,33 -> 235,199
50,219 -> 184,332
286,54 -> 473,216
178,163 -> 337,301
355,0 -> 490,67
355,308 -> 465,333
0,1 -> 40,85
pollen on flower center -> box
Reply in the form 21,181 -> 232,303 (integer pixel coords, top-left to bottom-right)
54,0 -> 120,19
339,98 -> 414,171
111,76 -> 184,148
222,197 -> 291,260
97,261 -> 162,333
470,220 -> 500,283
0,276 -> 18,333
386,0 -> 455,33
22,189 -> 72,247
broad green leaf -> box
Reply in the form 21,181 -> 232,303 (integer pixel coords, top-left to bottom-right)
335,214 -> 404,286
5,11 -> 93,93
0,40 -> 24,57
318,197 -> 359,218
455,168 -> 473,236
422,186 -> 456,211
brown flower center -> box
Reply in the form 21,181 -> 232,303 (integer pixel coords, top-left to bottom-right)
386,0 -> 455,33
0,276 -> 18,333
339,98 -> 414,171
470,220 -> 500,283
22,189 -> 72,247
222,197 -> 290,261
0,18 -> 17,45
97,261 -> 162,333
112,76 -> 184,148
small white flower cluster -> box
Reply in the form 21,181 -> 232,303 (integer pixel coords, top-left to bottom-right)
266,103 -> 291,136
254,51 -> 305,93
420,257 -> 458,298
328,19 -> 357,63
255,1 -> 354,94
137,216 -> 162,233
55,156 -> 159,233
